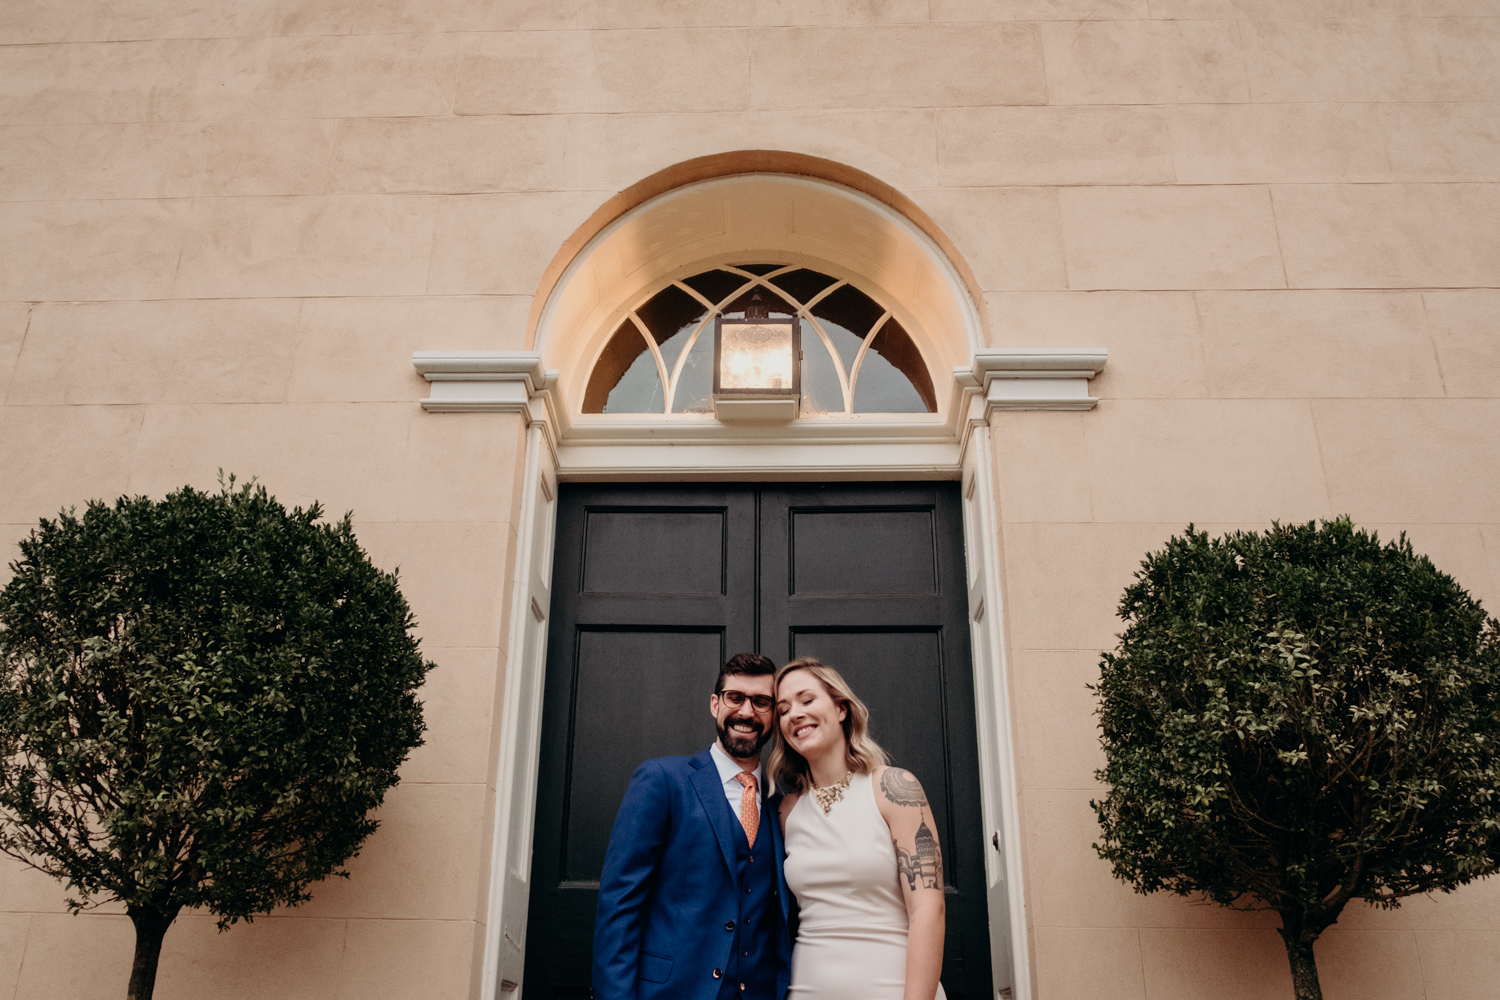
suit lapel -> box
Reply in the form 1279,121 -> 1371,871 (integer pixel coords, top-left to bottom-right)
689,748 -> 738,877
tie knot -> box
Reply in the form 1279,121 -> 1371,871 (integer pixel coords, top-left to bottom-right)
735,771 -> 756,790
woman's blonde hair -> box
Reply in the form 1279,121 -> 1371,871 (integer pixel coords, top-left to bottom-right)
770,657 -> 888,793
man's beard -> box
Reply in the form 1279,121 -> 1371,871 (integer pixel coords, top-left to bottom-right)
717,715 -> 771,759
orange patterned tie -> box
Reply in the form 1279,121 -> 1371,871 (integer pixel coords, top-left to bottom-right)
734,771 -> 759,847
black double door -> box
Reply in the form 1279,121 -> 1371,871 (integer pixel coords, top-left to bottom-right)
523,482 -> 992,1000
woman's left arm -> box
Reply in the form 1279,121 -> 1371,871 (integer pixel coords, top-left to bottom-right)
874,765 -> 945,1000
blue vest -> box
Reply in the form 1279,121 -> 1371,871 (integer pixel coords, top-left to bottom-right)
717,793 -> 778,1000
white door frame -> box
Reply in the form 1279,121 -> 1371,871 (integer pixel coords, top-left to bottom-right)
433,351 -> 1106,1000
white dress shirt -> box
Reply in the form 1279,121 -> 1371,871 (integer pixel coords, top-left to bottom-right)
709,740 -> 762,815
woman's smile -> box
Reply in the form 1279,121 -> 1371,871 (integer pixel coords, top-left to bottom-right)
777,669 -> 846,761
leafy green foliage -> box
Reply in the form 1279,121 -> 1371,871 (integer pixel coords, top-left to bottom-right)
1092,518 -> 1500,988
0,479 -> 432,929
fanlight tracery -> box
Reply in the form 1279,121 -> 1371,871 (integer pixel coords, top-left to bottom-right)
583,264 -> 937,416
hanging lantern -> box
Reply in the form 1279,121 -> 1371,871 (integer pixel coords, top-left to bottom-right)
712,292 -> 801,422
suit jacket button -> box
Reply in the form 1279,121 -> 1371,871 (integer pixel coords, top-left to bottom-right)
712,969 -> 723,979
725,920 -> 735,931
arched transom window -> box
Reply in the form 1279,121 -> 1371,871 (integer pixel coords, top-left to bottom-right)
583,264 -> 937,416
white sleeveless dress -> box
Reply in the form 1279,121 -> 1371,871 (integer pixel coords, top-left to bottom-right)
782,772 -> 946,1000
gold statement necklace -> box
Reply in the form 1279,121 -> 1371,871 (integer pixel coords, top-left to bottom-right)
811,770 -> 853,814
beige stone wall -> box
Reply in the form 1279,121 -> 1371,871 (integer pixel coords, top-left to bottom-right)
1,2 -> 1498,998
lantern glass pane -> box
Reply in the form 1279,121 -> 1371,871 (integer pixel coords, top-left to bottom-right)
720,322 -> 795,391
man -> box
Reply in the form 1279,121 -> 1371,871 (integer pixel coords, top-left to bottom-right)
593,652 -> 791,1000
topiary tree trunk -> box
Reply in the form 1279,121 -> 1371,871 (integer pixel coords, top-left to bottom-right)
127,904 -> 179,1000
1277,911 -> 1324,1000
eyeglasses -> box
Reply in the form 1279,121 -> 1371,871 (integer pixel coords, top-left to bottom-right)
717,690 -> 774,712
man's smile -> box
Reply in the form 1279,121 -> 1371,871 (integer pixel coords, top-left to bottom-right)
719,713 -> 768,756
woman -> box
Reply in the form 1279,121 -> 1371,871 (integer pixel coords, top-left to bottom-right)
771,657 -> 946,1000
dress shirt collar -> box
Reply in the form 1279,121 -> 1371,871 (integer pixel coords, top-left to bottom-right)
709,739 -> 762,795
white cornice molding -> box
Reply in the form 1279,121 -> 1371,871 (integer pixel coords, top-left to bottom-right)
971,348 -> 1108,381
413,346 -> 1105,477
414,351 -> 562,466
414,350 -> 558,418
414,351 -> 549,390
954,348 -> 1107,414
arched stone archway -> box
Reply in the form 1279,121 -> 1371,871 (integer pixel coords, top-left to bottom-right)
531,162 -> 988,422
523,151 -> 992,361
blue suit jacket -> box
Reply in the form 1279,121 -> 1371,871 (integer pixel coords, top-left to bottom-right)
593,747 -> 792,1000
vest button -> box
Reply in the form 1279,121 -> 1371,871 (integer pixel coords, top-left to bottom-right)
745,886 -> 752,893
725,920 -> 735,931
712,969 -> 722,979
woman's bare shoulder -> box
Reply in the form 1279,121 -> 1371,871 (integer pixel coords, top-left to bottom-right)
872,764 -> 930,825
873,765 -> 929,807
778,791 -> 801,824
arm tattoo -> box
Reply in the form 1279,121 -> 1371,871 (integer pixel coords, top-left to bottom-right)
893,812 -> 944,891
912,815 -> 942,890
895,841 -> 917,891
884,770 -> 943,891
880,768 -> 929,808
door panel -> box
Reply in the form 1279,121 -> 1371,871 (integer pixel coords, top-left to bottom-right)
565,629 -> 726,881
582,509 -> 727,595
763,483 -> 990,1000
523,483 -> 991,1000
790,508 -> 937,594
525,486 -> 756,999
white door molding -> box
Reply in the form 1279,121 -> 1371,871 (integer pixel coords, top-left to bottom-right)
459,349 -> 1103,1000
960,426 -> 1032,1000
478,423 -> 557,1000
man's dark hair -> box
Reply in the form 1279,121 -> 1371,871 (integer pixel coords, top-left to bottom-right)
715,652 -> 776,693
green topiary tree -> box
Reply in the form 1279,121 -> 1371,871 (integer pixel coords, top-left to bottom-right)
1092,518 -> 1500,1000
0,478 -> 432,1000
